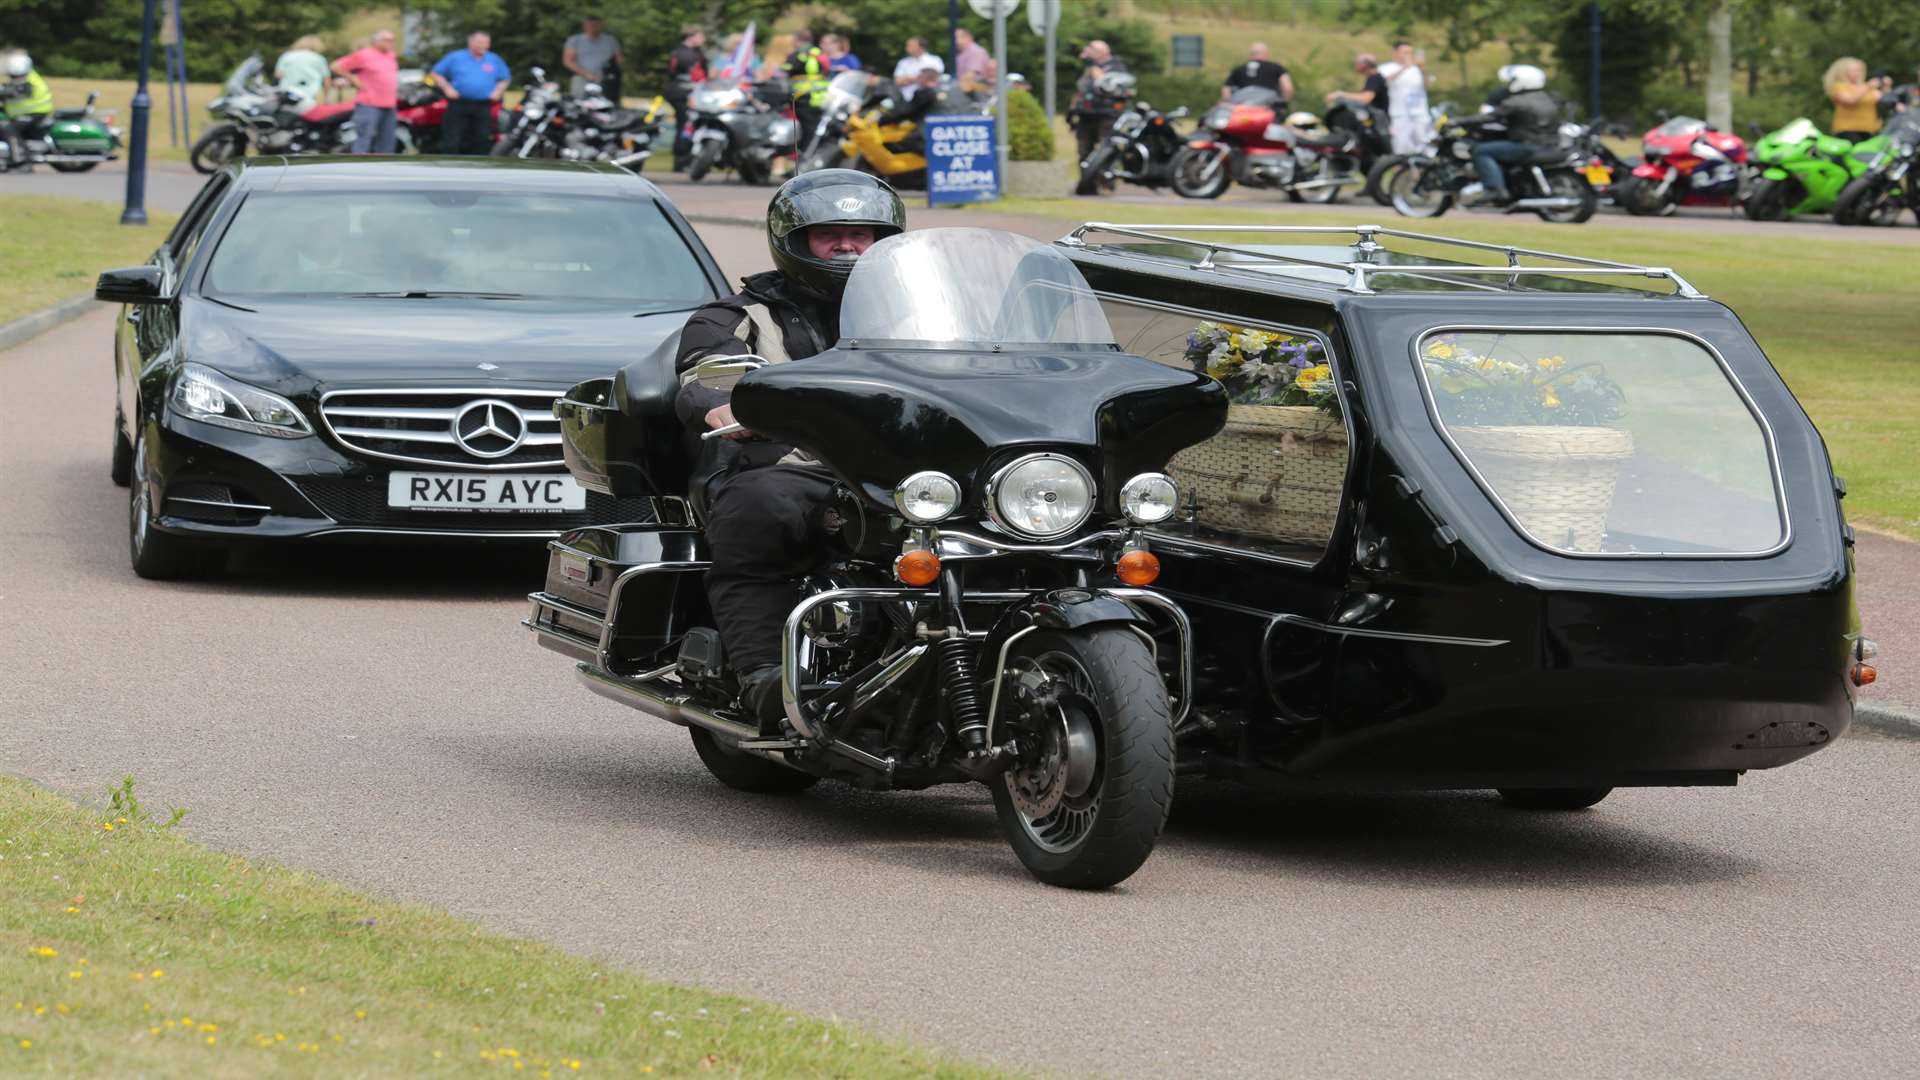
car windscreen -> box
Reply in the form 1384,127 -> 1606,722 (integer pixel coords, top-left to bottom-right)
1416,329 -> 1787,557
201,189 -> 716,309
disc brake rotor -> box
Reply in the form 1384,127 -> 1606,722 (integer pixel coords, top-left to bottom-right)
1003,662 -> 1099,820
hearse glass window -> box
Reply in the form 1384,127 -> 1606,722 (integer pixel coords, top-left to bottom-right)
1103,299 -> 1349,560
202,191 -> 714,309
1415,329 -> 1786,556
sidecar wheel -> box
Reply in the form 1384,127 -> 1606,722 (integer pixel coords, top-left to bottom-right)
1498,787 -> 1612,811
991,628 -> 1174,890
689,727 -> 819,794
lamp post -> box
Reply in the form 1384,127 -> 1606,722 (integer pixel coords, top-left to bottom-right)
121,0 -> 158,226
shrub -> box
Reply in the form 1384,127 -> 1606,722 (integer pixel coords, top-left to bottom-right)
1006,87 -> 1054,161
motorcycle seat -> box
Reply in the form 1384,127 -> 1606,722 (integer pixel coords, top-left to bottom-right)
1294,130 -> 1350,149
596,108 -> 649,131
302,102 -> 355,125
51,107 -> 91,121
1516,144 -> 1568,164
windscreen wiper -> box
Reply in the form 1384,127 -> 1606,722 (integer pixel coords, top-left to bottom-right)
344,290 -> 529,299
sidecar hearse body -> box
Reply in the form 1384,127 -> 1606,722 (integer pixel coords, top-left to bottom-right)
1053,223 -> 1866,791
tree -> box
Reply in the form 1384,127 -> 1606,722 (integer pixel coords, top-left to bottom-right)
0,0 -> 363,79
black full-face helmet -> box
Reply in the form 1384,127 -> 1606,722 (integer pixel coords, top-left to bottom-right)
765,169 -> 906,302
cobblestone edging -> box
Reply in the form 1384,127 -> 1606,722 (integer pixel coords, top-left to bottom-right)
0,292 -> 97,352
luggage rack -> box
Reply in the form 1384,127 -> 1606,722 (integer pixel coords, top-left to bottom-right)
1060,222 -> 1707,299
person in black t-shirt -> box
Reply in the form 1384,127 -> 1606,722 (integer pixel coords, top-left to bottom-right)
1221,43 -> 1292,104
665,24 -> 708,170
1324,52 -> 1389,115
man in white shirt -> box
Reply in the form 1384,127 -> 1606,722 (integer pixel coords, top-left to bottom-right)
1377,41 -> 1434,155
893,37 -> 944,97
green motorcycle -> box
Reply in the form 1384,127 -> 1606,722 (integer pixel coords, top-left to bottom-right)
0,86 -> 121,172
1834,110 -> 1919,226
1740,117 -> 1883,221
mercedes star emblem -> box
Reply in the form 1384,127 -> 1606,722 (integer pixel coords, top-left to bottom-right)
451,399 -> 527,459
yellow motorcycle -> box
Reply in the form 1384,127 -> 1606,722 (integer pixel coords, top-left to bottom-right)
841,111 -> 926,186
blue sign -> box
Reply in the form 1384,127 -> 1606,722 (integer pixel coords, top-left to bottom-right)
925,115 -> 1000,206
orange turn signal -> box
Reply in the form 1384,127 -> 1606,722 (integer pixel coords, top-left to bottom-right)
895,548 -> 941,587
1115,548 -> 1161,586
1851,663 -> 1877,687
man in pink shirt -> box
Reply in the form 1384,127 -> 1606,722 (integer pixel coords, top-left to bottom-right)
954,27 -> 991,89
331,28 -> 400,153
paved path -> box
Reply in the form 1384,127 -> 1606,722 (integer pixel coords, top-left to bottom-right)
3,223 -> 1918,1079
2,157 -> 207,216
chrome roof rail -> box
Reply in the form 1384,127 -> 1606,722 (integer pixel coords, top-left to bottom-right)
1060,222 -> 1707,299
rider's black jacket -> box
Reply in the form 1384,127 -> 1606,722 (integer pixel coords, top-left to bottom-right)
879,88 -> 940,127
673,269 -> 840,471
1463,88 -> 1560,144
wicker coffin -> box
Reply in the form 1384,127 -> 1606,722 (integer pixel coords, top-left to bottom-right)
1166,405 -> 1348,543
1450,425 -> 1635,551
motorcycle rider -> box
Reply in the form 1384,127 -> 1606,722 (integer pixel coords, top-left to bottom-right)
1069,41 -> 1130,194
1,51 -> 54,171
673,170 -> 906,729
875,66 -> 943,154
1459,64 -> 1559,207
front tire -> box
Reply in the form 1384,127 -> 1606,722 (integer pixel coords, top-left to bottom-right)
687,140 -> 722,182
110,413 -> 132,487
1169,147 -> 1231,199
1613,175 -> 1669,216
50,160 -> 99,173
127,433 -> 219,580
189,124 -> 246,174
689,727 -> 819,794
1365,154 -> 1407,205
1535,169 -> 1598,224
1834,173 -> 1903,226
990,627 -> 1174,890
1389,158 -> 1452,218
1499,787 -> 1612,811
1742,176 -> 1791,221
1076,144 -> 1114,196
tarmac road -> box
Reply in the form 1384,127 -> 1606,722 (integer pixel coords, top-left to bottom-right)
4,224 -> 1919,1079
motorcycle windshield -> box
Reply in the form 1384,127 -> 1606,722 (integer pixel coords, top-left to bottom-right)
839,229 -> 1116,351
1885,110 -> 1920,145
1651,116 -> 1705,137
1771,117 -> 1818,145
690,85 -> 747,112
823,71 -> 868,113
225,55 -> 264,95
1227,86 -> 1283,108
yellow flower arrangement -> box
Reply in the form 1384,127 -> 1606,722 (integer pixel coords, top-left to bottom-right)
1419,334 -> 1622,426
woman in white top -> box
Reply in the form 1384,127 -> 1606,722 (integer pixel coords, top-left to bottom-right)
1377,41 -> 1433,155
274,35 -> 332,106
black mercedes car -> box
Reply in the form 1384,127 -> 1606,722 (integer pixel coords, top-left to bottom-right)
95,156 -> 727,578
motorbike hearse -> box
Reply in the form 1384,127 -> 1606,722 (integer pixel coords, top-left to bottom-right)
523,222 -> 1869,890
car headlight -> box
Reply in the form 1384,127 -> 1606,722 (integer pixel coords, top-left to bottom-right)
169,363 -> 313,439
1119,473 -> 1179,525
894,471 -> 962,524
987,453 -> 1095,539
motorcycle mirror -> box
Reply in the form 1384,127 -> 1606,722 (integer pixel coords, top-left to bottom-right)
583,82 -> 602,96
687,355 -> 769,393
531,66 -> 546,80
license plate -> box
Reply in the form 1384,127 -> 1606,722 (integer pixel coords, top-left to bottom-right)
1584,164 -> 1613,185
386,472 -> 586,513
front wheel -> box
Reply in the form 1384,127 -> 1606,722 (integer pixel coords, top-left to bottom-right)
1742,176 -> 1791,221
1499,787 -> 1612,811
127,433 -> 220,580
50,160 -> 99,173
689,727 -> 820,794
488,134 -> 523,157
189,124 -> 247,174
1075,144 -> 1115,196
1365,154 -> 1408,205
1535,169 -> 1598,223
687,140 -> 723,182
1169,146 -> 1231,199
1613,175 -> 1669,216
990,627 -> 1174,890
1389,158 -> 1452,218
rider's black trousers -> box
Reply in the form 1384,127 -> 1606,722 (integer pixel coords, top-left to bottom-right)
703,464 -> 838,674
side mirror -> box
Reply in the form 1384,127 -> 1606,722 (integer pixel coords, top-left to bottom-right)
531,65 -> 546,81
686,355 -> 767,393
95,266 -> 166,304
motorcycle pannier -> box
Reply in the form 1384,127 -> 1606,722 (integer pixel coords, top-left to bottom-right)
554,336 -> 689,499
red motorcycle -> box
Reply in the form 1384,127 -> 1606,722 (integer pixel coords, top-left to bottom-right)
1612,116 -> 1748,215
1170,87 -> 1385,202
396,79 -> 500,154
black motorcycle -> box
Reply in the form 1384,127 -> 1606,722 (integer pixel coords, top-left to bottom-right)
492,71 -> 664,167
1076,96 -> 1189,194
684,81 -> 799,185
1834,109 -> 1920,226
1387,117 -> 1599,223
527,227 -> 1225,889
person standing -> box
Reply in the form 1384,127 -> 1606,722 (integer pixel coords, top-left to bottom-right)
823,34 -> 862,74
1377,41 -> 1433,154
432,32 -> 511,155
274,35 -> 331,106
786,30 -> 831,132
1068,39 -> 1130,191
1221,42 -> 1291,104
331,29 -> 400,154
892,37 -> 944,95
666,25 -> 708,171
1825,57 -> 1882,142
953,28 -> 990,90
563,14 -> 623,97
1324,52 -> 1389,115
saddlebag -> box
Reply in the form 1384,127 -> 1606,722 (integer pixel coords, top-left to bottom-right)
526,525 -> 710,675
554,335 -> 689,498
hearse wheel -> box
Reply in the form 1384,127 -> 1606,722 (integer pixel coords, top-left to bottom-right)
990,628 -> 1174,890
1498,787 -> 1612,811
689,727 -> 819,794
127,433 -> 220,580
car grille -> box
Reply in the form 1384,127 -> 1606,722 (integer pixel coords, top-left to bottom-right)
294,477 -> 656,532
317,388 -> 566,470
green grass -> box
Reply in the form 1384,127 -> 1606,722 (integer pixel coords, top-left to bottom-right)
0,196 -> 176,325
993,196 -> 1920,538
0,774 -> 1011,1078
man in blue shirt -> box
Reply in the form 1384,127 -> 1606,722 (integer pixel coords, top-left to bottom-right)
432,31 -> 511,155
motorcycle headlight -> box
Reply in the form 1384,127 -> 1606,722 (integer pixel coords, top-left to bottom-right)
1119,473 -> 1179,525
893,471 -> 962,524
169,363 -> 313,439
987,453 -> 1095,539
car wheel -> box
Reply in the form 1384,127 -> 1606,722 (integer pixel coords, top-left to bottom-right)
688,727 -> 820,794
1498,787 -> 1612,811
110,413 -> 132,487
127,433 -> 219,580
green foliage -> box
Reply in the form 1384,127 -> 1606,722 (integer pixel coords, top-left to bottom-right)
1548,0 -> 1681,119
0,0 -> 364,80
105,776 -> 189,831
404,1 -> 784,87
1136,70 -> 1222,117
1005,86 -> 1053,161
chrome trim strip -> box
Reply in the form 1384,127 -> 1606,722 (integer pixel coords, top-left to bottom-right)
1411,325 -> 1792,561
933,528 -> 1124,559
166,496 -> 272,512
324,405 -> 462,420
1106,588 -> 1194,726
1154,588 -> 1509,647
599,561 -> 711,671
332,426 -> 458,444
309,527 -> 571,539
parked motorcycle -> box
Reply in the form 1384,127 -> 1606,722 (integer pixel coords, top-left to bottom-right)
0,85 -> 120,172
683,81 -> 798,184
798,71 -> 872,172
1170,88 -> 1387,203
530,227 -> 1224,889
396,75 -> 502,155
490,67 -> 564,159
1076,93 -> 1190,195
1387,118 -> 1599,223
1740,117 -> 1882,220
1613,116 -> 1748,215
1833,110 -> 1920,226
191,56 -> 359,173
491,71 -> 663,166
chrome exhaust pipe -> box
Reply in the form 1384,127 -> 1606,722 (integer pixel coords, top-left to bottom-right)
1291,175 -> 1360,190
610,149 -> 651,168
574,664 -> 804,757
1509,196 -> 1579,209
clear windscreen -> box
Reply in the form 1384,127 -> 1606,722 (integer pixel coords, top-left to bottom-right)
1228,86 -> 1283,108
839,229 -> 1116,349
691,85 -> 746,112
1652,116 -> 1705,137
226,55 -> 264,95
1773,117 -> 1817,143
824,71 -> 869,112
1886,110 -> 1920,144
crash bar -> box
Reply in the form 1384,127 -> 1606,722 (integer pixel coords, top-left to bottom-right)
1060,222 -> 1706,299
